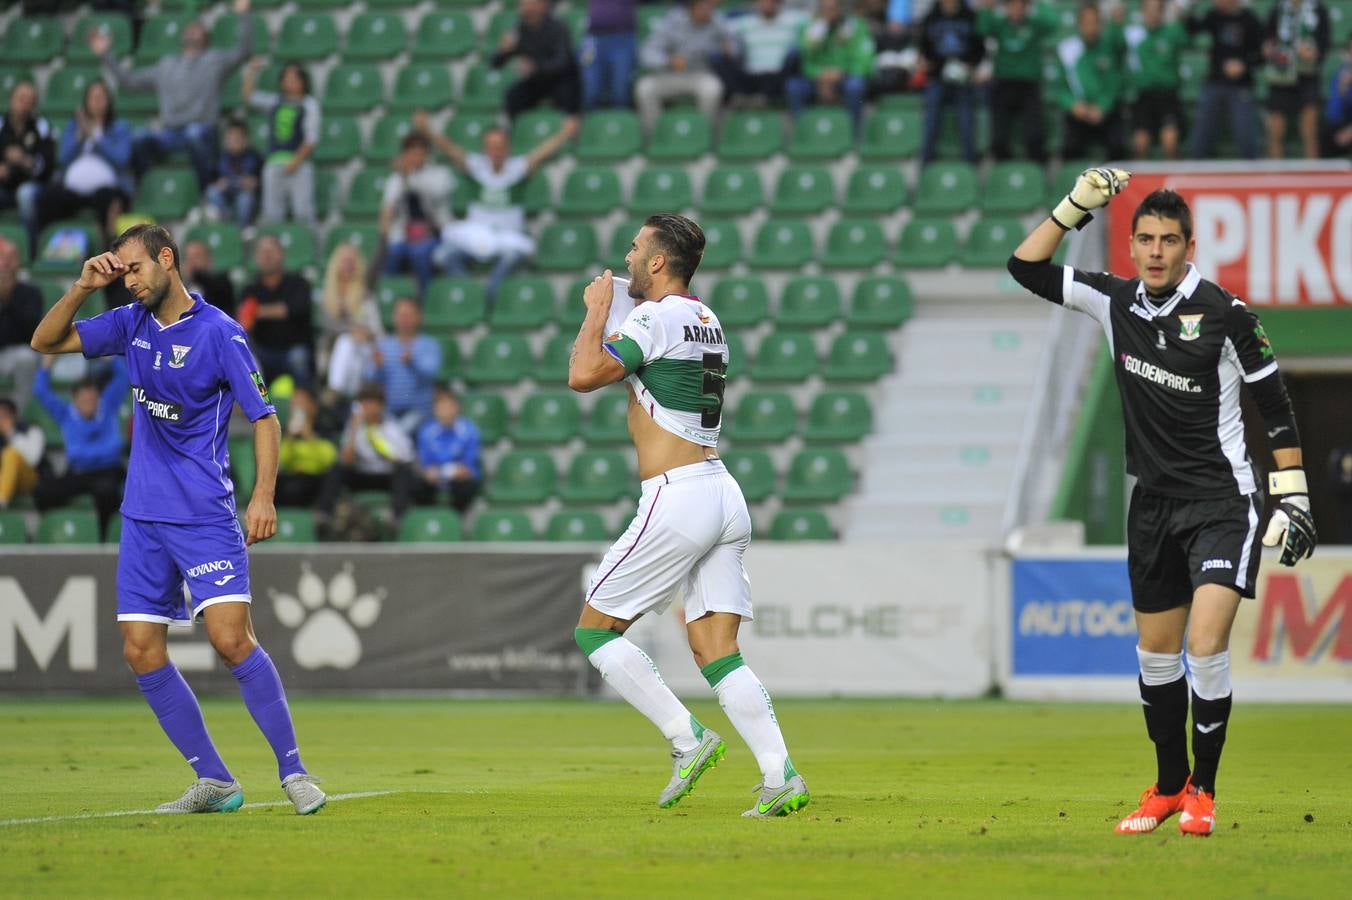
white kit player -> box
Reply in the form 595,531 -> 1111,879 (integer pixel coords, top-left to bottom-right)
568,214 -> 809,817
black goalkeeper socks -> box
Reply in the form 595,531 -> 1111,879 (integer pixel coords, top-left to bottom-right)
1140,675 -> 1190,795
1190,691 -> 1233,795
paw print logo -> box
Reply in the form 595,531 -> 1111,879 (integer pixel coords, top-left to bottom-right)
270,562 -> 384,670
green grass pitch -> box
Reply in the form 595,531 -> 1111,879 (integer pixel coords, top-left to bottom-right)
1,698 -> 1348,898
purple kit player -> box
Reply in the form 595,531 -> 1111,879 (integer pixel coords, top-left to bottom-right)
30,224 -> 325,815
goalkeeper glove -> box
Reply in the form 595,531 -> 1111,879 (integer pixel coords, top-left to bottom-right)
1262,468 -> 1317,566
1051,167 -> 1132,231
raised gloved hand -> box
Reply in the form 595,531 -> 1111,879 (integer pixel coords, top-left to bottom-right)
1262,468 -> 1317,566
1051,166 -> 1132,231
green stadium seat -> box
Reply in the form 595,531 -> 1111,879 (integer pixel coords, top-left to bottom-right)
0,510 -> 27,544
483,8 -> 518,48
723,450 -> 776,502
229,437 -> 255,504
535,222 -> 598,271
346,12 -> 405,60
718,110 -> 783,160
788,107 -> 852,159
515,171 -> 553,216
709,277 -> 769,327
485,451 -> 555,504
630,165 -> 694,214
559,450 -> 633,503
44,69 -> 100,117
37,510 -> 100,544
492,276 -> 554,329
462,392 -> 508,443
583,391 -> 631,444
769,164 -> 835,215
848,276 -> 913,328
983,162 -> 1046,214
536,333 -> 574,385
257,223 -> 316,270
375,276 -> 418,328
467,334 -> 534,384
104,514 -> 122,544
137,15 -> 193,63
68,14 -> 132,63
0,68 -> 28,100
606,218 -> 646,267
842,164 -> 908,214
512,109 -> 565,153
344,168 -> 388,218
414,11 -> 475,59
322,64 -> 384,113
222,64 -> 280,110
1178,51 -> 1208,103
896,217 -> 958,268
312,116 -> 361,165
435,334 -> 461,380
804,390 -> 873,443
726,390 -> 796,443
325,223 -> 382,266
648,109 -> 711,160
576,111 -> 642,161
472,509 -> 536,541
2,18 -> 65,63
293,0 -> 350,8
545,510 -> 610,542
510,391 -> 582,444
369,114 -> 418,163
725,333 -> 747,380
391,64 -> 455,112
459,65 -> 510,112
782,448 -> 853,502
424,277 -> 485,329
278,14 -> 338,60
824,330 -> 894,382
751,331 -> 818,382
752,220 -> 814,269
860,108 -> 923,159
136,167 -> 198,221
211,13 -> 269,53
561,166 -> 624,217
822,219 -> 887,269
399,508 -> 463,542
913,162 -> 979,214
768,508 -> 834,541
701,165 -> 763,215
1047,159 -> 1094,207
697,218 -> 742,269
780,277 -> 842,328
33,223 -> 101,275
961,216 -> 1023,268
445,113 -> 498,150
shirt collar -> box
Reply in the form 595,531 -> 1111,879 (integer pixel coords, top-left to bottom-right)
181,291 -> 206,320
1133,263 -> 1200,316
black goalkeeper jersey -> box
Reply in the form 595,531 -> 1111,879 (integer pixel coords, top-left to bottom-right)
1046,263 -> 1282,499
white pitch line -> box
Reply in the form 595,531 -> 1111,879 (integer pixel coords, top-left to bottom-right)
0,789 -> 400,827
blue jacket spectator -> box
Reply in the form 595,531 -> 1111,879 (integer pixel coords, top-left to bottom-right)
414,386 -> 482,513
1325,37 -> 1352,155
365,298 -> 440,433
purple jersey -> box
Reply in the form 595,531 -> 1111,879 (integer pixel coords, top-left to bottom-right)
75,292 -> 276,523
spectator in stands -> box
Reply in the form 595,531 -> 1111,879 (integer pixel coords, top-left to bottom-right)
0,81 -> 55,242
414,385 -> 482,514
367,298 -> 440,435
1057,3 -> 1126,161
320,242 -> 382,399
979,0 -> 1057,163
788,0 -> 877,132
725,0 -> 809,105
0,237 -> 42,406
493,0 -> 584,119
1325,35 -> 1352,155
1186,0 -> 1265,158
243,61 -> 319,226
92,0 -> 253,188
861,0 -> 922,100
181,238 -> 235,318
31,356 -> 127,540
1263,0 -> 1331,159
276,385 -> 337,508
0,396 -> 44,511
635,0 -> 739,134
1329,442 -> 1352,543
203,120 -> 263,229
917,0 -> 984,163
29,80 -> 132,258
1125,0 -> 1189,160
419,112 -> 577,306
315,381 -> 418,530
238,234 -> 313,385
582,0 -> 639,109
379,133 -> 452,297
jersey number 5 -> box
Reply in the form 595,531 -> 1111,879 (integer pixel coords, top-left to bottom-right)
700,352 -> 727,429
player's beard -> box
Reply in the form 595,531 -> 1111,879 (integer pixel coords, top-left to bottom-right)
627,265 -> 648,300
137,277 -> 170,312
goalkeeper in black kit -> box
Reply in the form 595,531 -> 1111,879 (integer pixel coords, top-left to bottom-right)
1006,168 -> 1317,836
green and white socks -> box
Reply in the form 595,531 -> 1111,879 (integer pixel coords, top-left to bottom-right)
702,652 -> 794,790
576,628 -> 701,753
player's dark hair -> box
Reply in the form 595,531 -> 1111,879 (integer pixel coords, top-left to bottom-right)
643,214 -> 705,284
0,398 -> 16,417
111,223 -> 180,271
82,79 -> 116,126
279,62 -> 312,96
401,132 -> 431,153
1132,189 -> 1193,242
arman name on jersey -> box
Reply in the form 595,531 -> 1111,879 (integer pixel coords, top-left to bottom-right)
682,324 -> 726,344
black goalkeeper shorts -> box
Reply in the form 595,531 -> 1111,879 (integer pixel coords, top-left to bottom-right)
1127,486 -> 1265,613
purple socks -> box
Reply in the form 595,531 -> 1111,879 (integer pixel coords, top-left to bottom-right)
231,646 -> 306,781
136,663 -> 232,783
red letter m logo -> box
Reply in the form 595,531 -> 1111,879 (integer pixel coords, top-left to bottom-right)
1252,574 -> 1352,662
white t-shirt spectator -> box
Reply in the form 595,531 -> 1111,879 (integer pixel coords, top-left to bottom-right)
464,154 -> 530,233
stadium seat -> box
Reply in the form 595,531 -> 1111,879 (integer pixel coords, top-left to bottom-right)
697,219 -> 743,269
182,223 -> 243,272
68,14 -> 132,63
137,15 -> 193,63
576,110 -> 642,160
44,69 -> 100,117
709,277 -> 769,327
824,331 -> 894,382
848,276 -> 913,328
534,222 -> 598,271
841,164 -> 908,214
483,8 -> 518,48
782,448 -> 853,502
424,277 -> 485,330
0,510 -> 27,544
961,216 -> 1023,268
435,335 -> 461,381
725,390 -> 796,443
535,333 -> 573,385
344,167 -> 388,218
896,217 -> 959,268
367,114 -> 417,163
512,109 -> 565,153
391,64 -> 455,112
768,508 -> 834,540
375,276 -> 419,328
136,167 -> 198,221
780,277 -> 843,328
472,510 -> 536,541
37,510 -> 100,544
322,64 -> 384,113
700,165 -> 764,215
511,391 -> 582,444
278,14 -> 338,60
804,390 -> 873,443
560,166 -> 624,217
212,13 -> 270,53
559,450 -> 633,503
860,108 -> 923,159
913,162 -> 979,214
222,64 -> 279,109
607,218 -> 646,267
33,223 -> 101,275
1047,159 -> 1094,208
788,107 -> 852,159
718,110 -> 783,159
229,436 -> 256,504
1178,51 -> 1208,103
0,68 -> 27,100
982,162 -> 1046,214
545,510 -> 610,542
2,17 -> 64,63
104,514 -> 122,544
0,224 -> 28,262
485,451 -> 556,504
583,391 -> 631,444
648,109 -> 712,160
459,65 -> 510,112
257,223 -> 316,271
723,450 -> 776,502
751,331 -> 818,382
752,220 -> 814,269
822,219 -> 887,269
445,113 -> 498,150
399,508 -> 463,542
312,115 -> 361,165
461,392 -> 508,443
413,11 -> 475,59
346,12 -> 405,60
492,276 -> 555,330
467,334 -> 534,384
726,332 -> 750,380
630,165 -> 694,214
769,164 -> 835,215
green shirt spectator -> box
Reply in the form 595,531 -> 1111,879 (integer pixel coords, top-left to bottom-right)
798,9 -> 876,78
978,0 -> 1058,83
1057,20 -> 1125,113
1125,20 -> 1188,93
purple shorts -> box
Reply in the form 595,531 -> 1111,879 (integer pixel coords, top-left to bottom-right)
116,516 -> 252,626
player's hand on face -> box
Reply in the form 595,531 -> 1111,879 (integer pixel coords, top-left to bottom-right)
77,252 -> 127,292
583,269 -> 614,313
244,495 -> 276,545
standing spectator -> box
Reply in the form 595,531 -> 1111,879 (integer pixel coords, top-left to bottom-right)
1329,442 -> 1352,543
379,134 -> 453,296
181,238 -> 236,318
0,237 -> 42,406
635,0 -> 739,134
0,397 -> 45,511
91,0 -> 254,187
1057,2 -> 1126,161
1263,0 -> 1331,159
419,113 -> 577,306
31,356 -> 128,539
1125,0 -> 1189,160
276,385 -> 336,508
918,0 -> 984,163
319,242 -> 382,398
1325,35 -> 1352,155
788,0 -> 877,133
582,0 -> 639,109
493,0 -> 584,119
414,386 -> 482,514
366,298 -> 440,435
243,61 -> 319,226
725,0 -> 810,104
203,120 -> 263,229
1186,0 -> 1265,159
862,0 -> 922,99
0,81 -> 55,238
315,381 -> 418,531
238,235 -> 313,385
979,0 -> 1058,162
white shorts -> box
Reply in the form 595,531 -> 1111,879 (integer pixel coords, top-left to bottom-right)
586,458 -> 753,624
